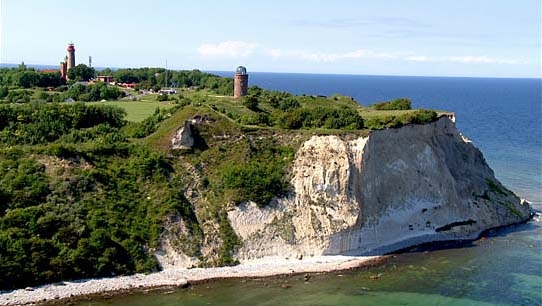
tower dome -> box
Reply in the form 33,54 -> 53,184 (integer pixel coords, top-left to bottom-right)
236,66 -> 247,75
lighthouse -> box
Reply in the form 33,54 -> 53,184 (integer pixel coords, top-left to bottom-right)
234,66 -> 248,98
67,43 -> 76,70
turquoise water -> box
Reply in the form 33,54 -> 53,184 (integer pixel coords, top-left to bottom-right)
82,74 -> 541,305
76,223 -> 541,306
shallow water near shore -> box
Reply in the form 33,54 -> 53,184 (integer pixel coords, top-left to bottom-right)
74,219 -> 541,306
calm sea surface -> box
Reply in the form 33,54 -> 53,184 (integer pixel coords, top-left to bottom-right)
80,73 -> 542,306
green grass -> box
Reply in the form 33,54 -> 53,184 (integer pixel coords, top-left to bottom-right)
359,108 -> 417,119
88,100 -> 177,122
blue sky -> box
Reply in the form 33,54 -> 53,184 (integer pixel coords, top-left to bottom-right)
1,0 -> 540,77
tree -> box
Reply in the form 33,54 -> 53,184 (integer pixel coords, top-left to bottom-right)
67,84 -> 86,100
0,86 -> 8,99
17,71 -> 40,88
67,64 -> 96,82
242,95 -> 259,111
152,84 -> 161,93
38,72 -> 64,88
372,98 -> 412,110
156,93 -> 169,102
100,68 -> 113,76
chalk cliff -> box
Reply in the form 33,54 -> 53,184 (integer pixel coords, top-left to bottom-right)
227,117 -> 531,259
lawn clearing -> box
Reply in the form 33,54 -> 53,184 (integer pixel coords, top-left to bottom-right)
88,100 -> 177,122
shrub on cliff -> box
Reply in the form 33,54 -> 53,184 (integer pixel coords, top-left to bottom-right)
218,143 -> 294,207
364,109 -> 438,129
276,107 -> 364,130
222,161 -> 286,207
402,109 -> 438,124
371,98 -> 412,110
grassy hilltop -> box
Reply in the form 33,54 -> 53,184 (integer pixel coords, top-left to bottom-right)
0,68 -> 441,289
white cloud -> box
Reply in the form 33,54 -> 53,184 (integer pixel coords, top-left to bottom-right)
266,48 -> 397,62
196,42 -> 524,66
405,55 -> 433,62
405,54 -> 521,65
445,56 -> 520,65
265,48 -> 283,59
345,50 -> 396,60
198,41 -> 258,57
298,52 -> 339,62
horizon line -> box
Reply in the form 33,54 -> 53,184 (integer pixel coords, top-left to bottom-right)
1,62 -> 540,80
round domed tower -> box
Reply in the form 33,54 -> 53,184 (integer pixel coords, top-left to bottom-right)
234,66 -> 248,98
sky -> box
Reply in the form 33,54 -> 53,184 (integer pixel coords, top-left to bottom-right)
0,0 -> 540,78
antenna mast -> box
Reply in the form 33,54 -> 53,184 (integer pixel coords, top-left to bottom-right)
165,59 -> 168,88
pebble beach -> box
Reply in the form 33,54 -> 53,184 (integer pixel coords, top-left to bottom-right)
0,255 -> 381,306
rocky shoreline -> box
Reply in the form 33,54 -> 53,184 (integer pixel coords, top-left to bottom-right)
0,255 -> 382,306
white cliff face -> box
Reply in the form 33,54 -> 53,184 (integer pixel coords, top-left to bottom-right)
171,121 -> 194,150
228,117 -> 531,259
227,136 -> 368,260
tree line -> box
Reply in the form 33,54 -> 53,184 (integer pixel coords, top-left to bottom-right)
106,68 -> 234,95
1,65 -> 234,103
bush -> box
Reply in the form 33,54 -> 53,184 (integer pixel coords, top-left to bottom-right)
156,93 -> 169,102
240,113 -> 269,126
402,109 -> 438,124
242,95 -> 259,111
220,145 -> 293,207
372,98 -> 412,110
364,109 -> 438,130
0,86 -> 9,99
6,89 -> 31,103
277,107 -> 363,130
278,98 -> 300,111
0,103 -> 126,145
222,162 -> 286,207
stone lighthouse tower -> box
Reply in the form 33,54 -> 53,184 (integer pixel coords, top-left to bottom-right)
234,66 -> 248,98
67,43 -> 76,70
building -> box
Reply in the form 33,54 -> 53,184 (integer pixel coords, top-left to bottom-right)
159,88 -> 177,95
67,43 -> 76,70
234,66 -> 248,98
60,43 -> 76,80
96,75 -> 114,83
40,69 -> 59,74
60,59 -> 68,80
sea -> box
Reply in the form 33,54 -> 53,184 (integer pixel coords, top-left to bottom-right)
49,71 -> 542,305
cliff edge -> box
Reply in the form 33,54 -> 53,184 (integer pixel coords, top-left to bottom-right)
227,117 -> 531,259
